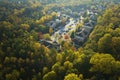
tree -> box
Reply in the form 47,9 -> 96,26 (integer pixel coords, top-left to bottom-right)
43,71 -> 57,80
98,34 -> 112,53
5,70 -> 20,80
43,67 -> 49,75
56,54 -> 63,62
111,37 -> 120,55
38,32 -> 44,39
70,31 -> 75,38
49,28 -> 53,35
64,34 -> 69,40
52,62 -> 61,73
20,24 -> 30,30
64,61 -> 73,70
63,42 -> 71,50
33,42 -> 41,49
90,53 -> 120,75
43,34 -> 51,40
64,73 -> 81,80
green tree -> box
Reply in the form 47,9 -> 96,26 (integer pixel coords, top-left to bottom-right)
43,67 -> 49,75
98,34 -> 112,53
111,37 -> 120,56
5,70 -> 20,80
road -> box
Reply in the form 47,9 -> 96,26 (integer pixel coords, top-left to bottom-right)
51,18 -> 78,43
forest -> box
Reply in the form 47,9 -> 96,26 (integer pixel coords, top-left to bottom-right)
0,0 -> 120,80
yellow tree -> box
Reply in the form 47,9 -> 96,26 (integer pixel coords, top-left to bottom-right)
43,34 -> 51,40
64,61 -> 73,70
20,24 -> 30,30
56,54 -> 63,62
64,73 -> 81,80
43,71 -> 57,80
90,53 -> 120,74
52,62 -> 61,73
49,28 -> 53,35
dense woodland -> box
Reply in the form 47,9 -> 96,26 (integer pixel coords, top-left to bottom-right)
0,0 -> 120,80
